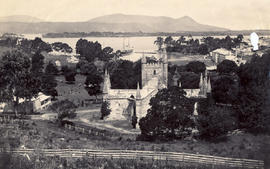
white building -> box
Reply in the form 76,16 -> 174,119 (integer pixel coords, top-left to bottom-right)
0,92 -> 52,113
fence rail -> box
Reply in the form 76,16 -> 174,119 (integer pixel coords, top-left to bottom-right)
2,149 -> 264,169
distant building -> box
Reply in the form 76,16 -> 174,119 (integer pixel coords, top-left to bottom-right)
210,48 -> 247,66
209,48 -> 232,64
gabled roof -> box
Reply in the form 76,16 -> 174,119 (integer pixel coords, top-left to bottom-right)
211,48 -> 231,55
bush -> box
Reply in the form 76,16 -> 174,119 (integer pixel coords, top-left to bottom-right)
49,100 -> 77,121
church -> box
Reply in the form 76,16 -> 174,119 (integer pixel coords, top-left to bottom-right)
102,50 -> 211,122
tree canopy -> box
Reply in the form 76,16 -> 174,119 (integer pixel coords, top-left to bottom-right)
0,50 -> 41,114
185,61 -> 206,74
139,86 -> 194,140
217,60 -> 238,74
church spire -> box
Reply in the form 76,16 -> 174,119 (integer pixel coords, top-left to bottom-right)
136,82 -> 141,99
102,69 -> 111,95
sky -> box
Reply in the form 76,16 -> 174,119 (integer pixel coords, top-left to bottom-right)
0,0 -> 269,30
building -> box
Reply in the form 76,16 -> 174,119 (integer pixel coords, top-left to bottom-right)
210,48 -> 247,66
102,50 -> 212,122
209,48 -> 232,64
0,92 -> 52,113
103,51 -> 168,121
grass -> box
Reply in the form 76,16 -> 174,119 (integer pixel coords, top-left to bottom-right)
1,119 -> 269,162
0,154 -> 241,169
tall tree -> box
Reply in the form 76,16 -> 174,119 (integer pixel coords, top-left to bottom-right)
85,65 -> 103,101
31,52 -> 44,75
154,37 -> 164,51
0,50 -> 40,115
139,86 -> 194,140
217,60 -> 238,75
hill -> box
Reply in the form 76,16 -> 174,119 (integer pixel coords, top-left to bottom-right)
0,15 -> 43,22
88,13 -> 229,32
0,14 -> 229,34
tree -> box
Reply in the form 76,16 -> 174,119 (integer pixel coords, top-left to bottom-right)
45,61 -> 59,75
154,37 -> 164,51
0,50 -> 40,115
41,74 -> 58,100
212,75 -> 239,104
76,39 -> 103,62
100,101 -> 111,120
62,66 -> 76,84
197,105 -> 236,140
164,36 -> 174,48
49,100 -> 77,121
85,73 -> 103,102
31,52 -> 44,75
51,42 -> 72,53
179,72 -> 200,89
236,53 -> 270,132
101,46 -> 114,61
110,60 -> 140,89
217,60 -> 238,74
185,61 -> 206,74
76,60 -> 97,75
139,86 -> 194,140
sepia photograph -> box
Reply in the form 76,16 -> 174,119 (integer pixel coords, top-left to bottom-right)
0,0 -> 269,168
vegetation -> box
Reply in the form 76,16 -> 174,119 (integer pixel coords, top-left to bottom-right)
51,42 -> 73,53
217,60 -> 238,75
100,100 -> 111,120
155,35 -> 245,54
236,51 -> 270,133
49,99 -> 77,121
20,37 -> 52,53
139,86 -> 194,140
197,104 -> 236,140
62,66 -> 76,84
0,50 -> 41,115
84,66 -> 103,101
185,61 -> 206,74
108,59 -> 141,89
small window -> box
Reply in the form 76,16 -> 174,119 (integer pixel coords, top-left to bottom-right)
153,70 -> 156,75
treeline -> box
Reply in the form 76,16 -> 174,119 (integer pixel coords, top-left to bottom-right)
43,30 -> 270,38
155,35 -> 245,54
0,35 -> 73,53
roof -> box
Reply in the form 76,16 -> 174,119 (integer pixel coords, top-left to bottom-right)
17,92 -> 51,103
211,48 -> 231,55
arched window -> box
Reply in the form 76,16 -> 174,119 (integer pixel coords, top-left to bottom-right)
153,70 -> 156,75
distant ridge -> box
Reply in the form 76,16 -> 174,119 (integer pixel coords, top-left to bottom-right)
0,15 -> 43,23
0,14 -> 229,33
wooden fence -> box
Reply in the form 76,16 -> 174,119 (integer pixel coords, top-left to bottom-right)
3,149 -> 264,169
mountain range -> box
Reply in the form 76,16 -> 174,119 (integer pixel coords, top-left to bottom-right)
0,14 -> 229,34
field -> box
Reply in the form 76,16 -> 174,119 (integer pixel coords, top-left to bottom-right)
1,119 -> 269,165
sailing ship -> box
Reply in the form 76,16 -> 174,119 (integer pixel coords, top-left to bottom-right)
120,38 -> 134,56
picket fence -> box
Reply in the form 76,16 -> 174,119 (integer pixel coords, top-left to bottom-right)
3,149 -> 264,169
